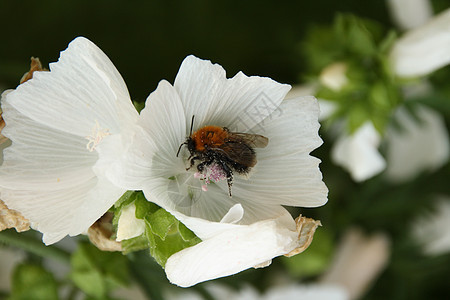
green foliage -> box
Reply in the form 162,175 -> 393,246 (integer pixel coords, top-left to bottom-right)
303,13 -> 402,134
70,243 -> 129,299
113,191 -> 201,267
9,263 -> 58,300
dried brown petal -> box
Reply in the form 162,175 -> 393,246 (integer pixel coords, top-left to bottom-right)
0,112 -> 7,145
20,57 -> 47,84
0,199 -> 30,232
87,212 -> 122,252
284,215 -> 322,257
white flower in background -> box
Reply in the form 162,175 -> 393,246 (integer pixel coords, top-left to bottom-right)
331,122 -> 386,182
390,7 -> 450,77
319,62 -> 348,91
0,37 -> 138,244
320,228 -> 390,300
109,55 -> 328,286
165,283 -> 348,300
386,0 -> 433,30
385,105 -> 449,181
412,197 -> 450,256
0,247 -> 26,292
287,6 -> 450,182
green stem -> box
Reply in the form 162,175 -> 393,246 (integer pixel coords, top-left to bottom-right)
0,229 -> 71,263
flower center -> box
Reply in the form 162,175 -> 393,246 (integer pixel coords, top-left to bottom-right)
86,120 -> 110,152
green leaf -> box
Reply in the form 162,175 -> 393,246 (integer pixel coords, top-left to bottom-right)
348,104 -> 370,133
70,243 -> 129,299
178,222 -> 198,241
111,191 -> 202,268
113,191 -> 158,227
146,220 -> 201,267
121,234 -> 149,254
114,190 -> 137,209
369,80 -> 392,111
146,208 -> 178,240
9,263 -> 58,300
336,14 -> 377,56
134,193 -> 160,219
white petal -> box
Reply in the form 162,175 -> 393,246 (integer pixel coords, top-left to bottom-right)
387,0 -> 433,30
265,284 -> 348,300
165,201 -> 294,241
385,105 -> 449,181
165,214 -> 298,287
116,203 -> 145,241
220,203 -> 244,224
285,84 -> 317,99
0,102 -> 126,244
0,37 -> 134,244
105,80 -> 186,190
1,177 -> 124,245
141,175 -> 291,238
331,122 -> 386,181
412,197 -> 450,255
0,101 -> 97,190
390,8 -> 450,77
174,55 -> 291,133
231,96 -> 328,207
5,36 -> 137,137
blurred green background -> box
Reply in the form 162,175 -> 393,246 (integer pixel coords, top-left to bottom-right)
0,0 -> 391,99
1,1 -> 450,299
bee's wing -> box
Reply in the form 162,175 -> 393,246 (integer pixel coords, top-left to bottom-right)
227,132 -> 269,148
217,141 -> 257,168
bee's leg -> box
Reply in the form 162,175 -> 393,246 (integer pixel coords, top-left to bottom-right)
187,156 -> 200,171
196,157 -> 215,173
216,161 -> 233,197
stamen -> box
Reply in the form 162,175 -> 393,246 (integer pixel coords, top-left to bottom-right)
86,120 -> 110,152
195,163 -> 227,192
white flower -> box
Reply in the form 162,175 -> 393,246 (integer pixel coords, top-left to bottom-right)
386,0 -> 433,30
319,62 -> 348,91
287,7 -> 450,182
331,122 -> 386,181
320,228 -> 390,300
108,55 -> 328,286
390,7 -> 450,77
165,283 -> 348,300
412,197 -> 450,256
0,37 -> 138,244
287,86 -> 337,121
385,105 -> 449,181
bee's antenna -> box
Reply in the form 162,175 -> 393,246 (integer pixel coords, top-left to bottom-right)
190,115 -> 195,136
176,142 -> 185,157
177,116 -> 195,158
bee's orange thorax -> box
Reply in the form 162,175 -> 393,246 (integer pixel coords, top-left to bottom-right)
191,126 -> 228,152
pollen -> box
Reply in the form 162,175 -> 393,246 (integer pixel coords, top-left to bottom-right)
86,120 -> 110,152
194,163 -> 227,192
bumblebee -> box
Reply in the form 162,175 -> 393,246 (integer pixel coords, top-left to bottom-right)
177,116 -> 268,196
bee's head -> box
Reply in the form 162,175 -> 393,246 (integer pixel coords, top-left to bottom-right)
176,136 -> 196,157
186,136 -> 196,153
